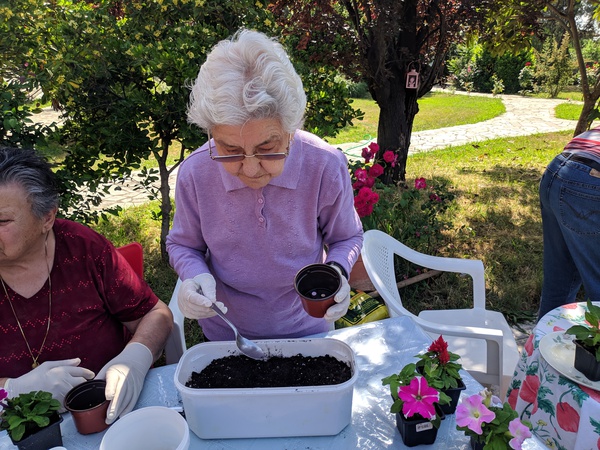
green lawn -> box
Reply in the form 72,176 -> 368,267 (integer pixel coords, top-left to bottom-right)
325,92 -> 505,145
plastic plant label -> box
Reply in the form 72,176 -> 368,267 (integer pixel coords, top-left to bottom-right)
416,422 -> 433,432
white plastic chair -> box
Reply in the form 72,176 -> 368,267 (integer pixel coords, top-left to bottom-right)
164,278 -> 186,365
361,229 -> 519,398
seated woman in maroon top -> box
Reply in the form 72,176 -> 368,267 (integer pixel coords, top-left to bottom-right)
0,146 -> 173,424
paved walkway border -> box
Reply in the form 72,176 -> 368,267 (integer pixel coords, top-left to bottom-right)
338,90 -> 577,158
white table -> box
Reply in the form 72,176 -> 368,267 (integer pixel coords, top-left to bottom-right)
0,316 -> 546,449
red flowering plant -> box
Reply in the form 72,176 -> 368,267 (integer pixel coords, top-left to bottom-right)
382,362 -> 450,428
415,335 -> 464,390
349,142 -> 453,255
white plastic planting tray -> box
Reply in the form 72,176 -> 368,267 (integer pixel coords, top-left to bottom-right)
174,338 -> 357,439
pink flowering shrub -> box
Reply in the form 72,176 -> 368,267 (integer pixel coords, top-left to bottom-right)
349,142 -> 454,255
456,389 -> 532,449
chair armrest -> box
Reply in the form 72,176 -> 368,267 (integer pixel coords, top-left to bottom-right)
164,279 -> 186,365
412,315 -> 504,382
370,230 -> 486,310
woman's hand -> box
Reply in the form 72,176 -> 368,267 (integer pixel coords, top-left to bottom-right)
178,273 -> 227,319
4,358 -> 95,408
324,265 -> 351,322
96,342 -> 153,424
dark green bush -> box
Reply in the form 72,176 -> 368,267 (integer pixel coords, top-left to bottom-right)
347,81 -> 371,99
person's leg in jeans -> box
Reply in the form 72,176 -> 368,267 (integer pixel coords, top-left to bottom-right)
538,154 -> 600,321
539,156 -> 581,320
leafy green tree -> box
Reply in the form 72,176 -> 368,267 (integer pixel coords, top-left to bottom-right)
534,34 -> 574,98
581,38 -> 600,62
270,0 -> 490,183
483,0 -> 600,135
0,79 -> 56,149
0,0 -> 57,149
31,0 -> 275,259
3,1 -> 359,260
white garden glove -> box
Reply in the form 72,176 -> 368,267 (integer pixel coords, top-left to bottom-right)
96,342 -> 153,424
177,273 -> 227,319
4,358 -> 95,409
324,264 -> 352,322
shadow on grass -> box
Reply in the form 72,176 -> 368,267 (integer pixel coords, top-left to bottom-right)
399,165 -> 542,323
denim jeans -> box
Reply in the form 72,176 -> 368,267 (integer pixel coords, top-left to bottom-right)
538,152 -> 600,320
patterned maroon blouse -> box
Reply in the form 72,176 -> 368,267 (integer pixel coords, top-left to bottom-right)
0,219 -> 159,377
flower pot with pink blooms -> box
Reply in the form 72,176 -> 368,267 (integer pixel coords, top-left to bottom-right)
455,388 -> 532,450
382,363 -> 449,447
415,335 -> 466,414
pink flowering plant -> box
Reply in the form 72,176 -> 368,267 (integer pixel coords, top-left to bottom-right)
382,362 -> 450,428
456,388 -> 532,450
349,142 -> 454,255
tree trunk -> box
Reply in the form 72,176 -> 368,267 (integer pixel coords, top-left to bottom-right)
156,157 -> 174,264
573,89 -> 600,136
373,79 -> 420,184
575,97 -> 599,136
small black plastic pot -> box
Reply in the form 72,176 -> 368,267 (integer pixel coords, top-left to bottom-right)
574,340 -> 600,381
10,413 -> 63,450
395,404 -> 445,447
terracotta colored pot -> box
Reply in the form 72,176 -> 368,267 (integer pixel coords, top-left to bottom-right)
348,255 -> 375,292
64,380 -> 110,435
294,264 -> 341,318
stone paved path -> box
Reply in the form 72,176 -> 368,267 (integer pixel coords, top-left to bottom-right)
34,91 -> 575,350
339,90 -> 577,158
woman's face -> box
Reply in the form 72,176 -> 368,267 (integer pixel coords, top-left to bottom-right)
210,119 -> 289,189
0,183 -> 54,266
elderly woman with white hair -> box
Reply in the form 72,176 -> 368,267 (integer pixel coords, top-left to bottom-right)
166,29 -> 363,341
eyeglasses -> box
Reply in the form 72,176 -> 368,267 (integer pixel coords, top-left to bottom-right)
207,131 -> 291,163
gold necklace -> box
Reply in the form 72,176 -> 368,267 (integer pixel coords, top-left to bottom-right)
0,234 -> 52,369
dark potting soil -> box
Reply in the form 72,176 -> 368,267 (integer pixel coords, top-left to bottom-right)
186,354 -> 352,388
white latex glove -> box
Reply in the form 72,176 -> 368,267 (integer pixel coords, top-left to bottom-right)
177,273 -> 227,319
324,264 -> 351,322
4,358 -> 95,408
96,342 -> 153,424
